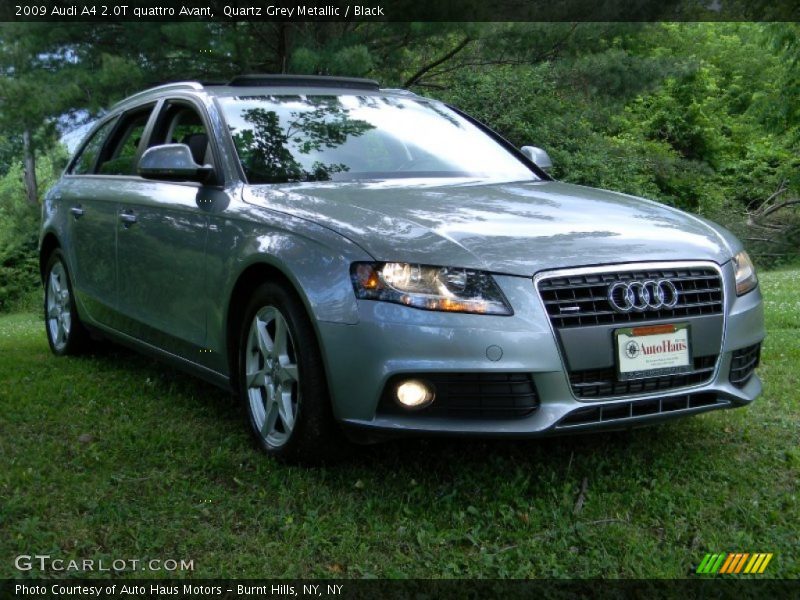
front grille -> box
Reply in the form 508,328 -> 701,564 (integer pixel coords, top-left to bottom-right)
729,343 -> 761,388
378,373 -> 539,419
570,356 -> 717,399
538,267 -> 723,329
556,393 -> 725,428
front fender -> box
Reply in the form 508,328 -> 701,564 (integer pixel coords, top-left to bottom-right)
204,202 -> 373,368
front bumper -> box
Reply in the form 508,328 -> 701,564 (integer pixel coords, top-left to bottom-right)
317,261 -> 765,441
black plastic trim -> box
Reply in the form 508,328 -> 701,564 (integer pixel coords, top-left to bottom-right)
729,343 -> 761,388
557,393 -> 725,428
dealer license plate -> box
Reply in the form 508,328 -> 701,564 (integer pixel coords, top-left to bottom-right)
615,323 -> 692,381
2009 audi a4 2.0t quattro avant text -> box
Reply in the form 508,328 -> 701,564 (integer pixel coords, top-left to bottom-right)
40,75 -> 765,463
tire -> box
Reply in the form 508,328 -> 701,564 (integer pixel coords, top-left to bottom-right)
238,281 -> 349,465
43,249 -> 91,356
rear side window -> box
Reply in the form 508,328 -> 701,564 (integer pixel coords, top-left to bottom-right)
70,118 -> 117,175
97,105 -> 155,176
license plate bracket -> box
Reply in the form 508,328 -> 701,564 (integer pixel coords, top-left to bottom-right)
615,323 -> 692,381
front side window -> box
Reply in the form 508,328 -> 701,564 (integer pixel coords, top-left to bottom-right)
148,102 -> 214,168
218,94 -> 537,184
69,118 -> 117,175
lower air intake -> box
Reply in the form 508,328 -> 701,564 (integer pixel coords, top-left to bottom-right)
729,343 -> 761,388
556,393 -> 726,428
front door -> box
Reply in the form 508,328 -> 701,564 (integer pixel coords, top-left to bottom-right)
113,100 -> 228,361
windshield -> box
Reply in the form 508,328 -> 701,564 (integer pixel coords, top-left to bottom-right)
218,94 -> 538,184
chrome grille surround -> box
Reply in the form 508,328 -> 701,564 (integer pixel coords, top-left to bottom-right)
538,266 -> 723,328
534,261 -> 727,401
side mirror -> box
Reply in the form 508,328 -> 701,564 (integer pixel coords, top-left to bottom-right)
520,146 -> 553,172
138,144 -> 213,183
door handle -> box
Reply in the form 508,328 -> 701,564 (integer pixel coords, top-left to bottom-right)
70,206 -> 84,219
119,211 -> 137,227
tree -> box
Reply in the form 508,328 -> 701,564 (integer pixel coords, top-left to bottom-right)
0,24 -> 133,203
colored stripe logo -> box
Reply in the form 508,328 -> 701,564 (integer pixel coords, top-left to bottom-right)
696,553 -> 773,574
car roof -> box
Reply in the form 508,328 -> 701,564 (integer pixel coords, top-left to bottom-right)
110,75 -> 421,112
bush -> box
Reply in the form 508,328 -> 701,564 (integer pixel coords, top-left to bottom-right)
0,235 -> 39,312
0,151 -> 64,313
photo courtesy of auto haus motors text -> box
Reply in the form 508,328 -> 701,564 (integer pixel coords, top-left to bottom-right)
13,583 -> 345,597
1,0 -> 798,596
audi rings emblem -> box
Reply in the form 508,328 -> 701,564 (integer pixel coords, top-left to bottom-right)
607,279 -> 679,313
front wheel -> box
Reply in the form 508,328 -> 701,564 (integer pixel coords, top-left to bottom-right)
238,282 -> 349,464
43,249 -> 90,355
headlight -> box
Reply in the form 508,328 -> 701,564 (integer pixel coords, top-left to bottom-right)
351,262 -> 513,315
733,250 -> 758,296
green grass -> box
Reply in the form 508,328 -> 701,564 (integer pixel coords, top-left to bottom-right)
0,270 -> 798,579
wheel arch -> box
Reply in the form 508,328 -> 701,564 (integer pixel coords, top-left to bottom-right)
225,261 -> 325,393
39,232 -> 62,282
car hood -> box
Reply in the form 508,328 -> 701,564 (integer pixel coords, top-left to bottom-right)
243,179 -> 734,276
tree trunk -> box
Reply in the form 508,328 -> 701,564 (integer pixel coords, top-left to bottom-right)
277,24 -> 289,73
22,128 -> 38,205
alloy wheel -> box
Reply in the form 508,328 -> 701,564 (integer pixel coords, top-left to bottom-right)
46,261 -> 72,352
245,306 -> 300,448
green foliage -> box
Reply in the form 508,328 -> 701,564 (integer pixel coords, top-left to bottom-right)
431,23 -> 799,261
0,134 -> 20,177
291,44 -> 374,77
0,165 -> 40,312
0,150 -> 64,311
764,23 -> 800,131
288,46 -> 319,74
0,235 -> 38,312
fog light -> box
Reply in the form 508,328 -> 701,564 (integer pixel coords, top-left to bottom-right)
395,379 -> 435,409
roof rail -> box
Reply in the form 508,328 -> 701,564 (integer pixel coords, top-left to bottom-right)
227,74 -> 380,90
110,81 -> 204,109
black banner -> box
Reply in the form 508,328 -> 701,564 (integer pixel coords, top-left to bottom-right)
1,0 -> 800,22
2,579 -> 800,599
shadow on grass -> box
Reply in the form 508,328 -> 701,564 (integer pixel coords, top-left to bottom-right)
63,338 -> 718,487
68,339 -> 240,416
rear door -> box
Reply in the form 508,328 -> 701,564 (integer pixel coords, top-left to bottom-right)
114,98 -> 229,361
60,116 -> 121,326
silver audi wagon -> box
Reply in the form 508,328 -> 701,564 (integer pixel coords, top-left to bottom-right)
40,75 -> 765,463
